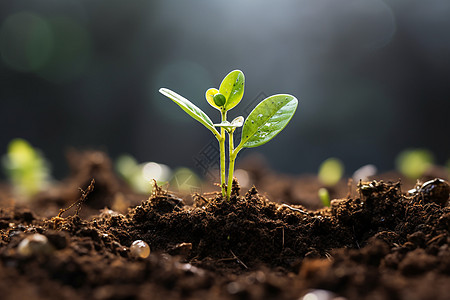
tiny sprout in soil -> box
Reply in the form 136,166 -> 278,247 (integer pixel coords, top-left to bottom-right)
318,187 -> 330,207
159,70 -> 298,200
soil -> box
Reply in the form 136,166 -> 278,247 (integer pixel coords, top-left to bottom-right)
0,151 -> 449,300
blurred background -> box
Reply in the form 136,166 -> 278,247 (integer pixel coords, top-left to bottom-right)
1,0 -> 449,180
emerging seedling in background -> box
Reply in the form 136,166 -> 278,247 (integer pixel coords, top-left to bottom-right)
159,70 -> 298,200
318,157 -> 344,187
317,157 -> 343,207
396,148 -> 434,180
318,187 -> 331,207
1,138 -> 51,198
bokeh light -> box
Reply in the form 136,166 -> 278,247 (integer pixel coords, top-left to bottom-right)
0,12 -> 53,72
0,0 -> 449,179
36,16 -> 91,82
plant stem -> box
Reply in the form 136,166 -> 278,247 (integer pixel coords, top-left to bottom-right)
219,110 -> 227,197
226,131 -> 235,201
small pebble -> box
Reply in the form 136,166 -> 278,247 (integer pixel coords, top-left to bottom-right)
130,240 -> 150,258
226,281 -> 243,295
300,289 -> 347,300
17,234 -> 53,257
419,178 -> 449,206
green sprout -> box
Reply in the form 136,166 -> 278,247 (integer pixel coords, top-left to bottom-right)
318,157 -> 344,187
159,70 -> 298,200
318,187 -> 331,207
1,138 -> 51,198
395,149 -> 434,180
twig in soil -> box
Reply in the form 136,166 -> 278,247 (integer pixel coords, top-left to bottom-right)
230,250 -> 248,269
398,179 -> 403,196
358,179 -> 362,199
427,233 -> 446,245
151,179 -> 165,197
278,204 -> 308,215
58,179 -> 95,217
217,250 -> 248,269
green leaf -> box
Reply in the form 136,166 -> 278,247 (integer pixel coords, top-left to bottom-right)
205,88 -> 221,110
240,94 -> 298,148
231,116 -> 244,127
159,88 -> 219,137
219,70 -> 245,111
213,116 -> 244,133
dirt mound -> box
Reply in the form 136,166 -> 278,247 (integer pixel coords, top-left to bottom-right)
0,172 -> 448,299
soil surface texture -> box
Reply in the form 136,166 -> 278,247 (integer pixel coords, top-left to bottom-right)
0,151 -> 449,300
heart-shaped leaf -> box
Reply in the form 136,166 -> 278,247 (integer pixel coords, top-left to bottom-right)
205,88 -> 221,110
219,70 -> 245,111
159,88 -> 219,137
240,94 -> 298,148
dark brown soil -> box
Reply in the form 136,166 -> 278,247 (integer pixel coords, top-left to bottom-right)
0,151 -> 449,300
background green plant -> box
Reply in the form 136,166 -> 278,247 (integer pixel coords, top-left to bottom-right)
395,148 -> 434,180
1,138 -> 51,198
318,157 -> 344,187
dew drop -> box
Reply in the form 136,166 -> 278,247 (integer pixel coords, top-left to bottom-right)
130,240 -> 150,258
258,114 -> 263,118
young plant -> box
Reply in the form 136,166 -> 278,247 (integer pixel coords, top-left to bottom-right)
159,70 -> 298,200
318,187 -> 331,207
395,148 -> 434,180
318,157 -> 344,187
1,138 -> 51,198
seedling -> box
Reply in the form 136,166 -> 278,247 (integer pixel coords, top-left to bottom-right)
318,157 -> 344,187
318,187 -> 331,207
1,138 -> 51,198
395,149 -> 434,180
159,70 -> 298,200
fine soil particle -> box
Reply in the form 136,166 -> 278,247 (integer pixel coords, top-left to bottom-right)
0,152 -> 449,300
